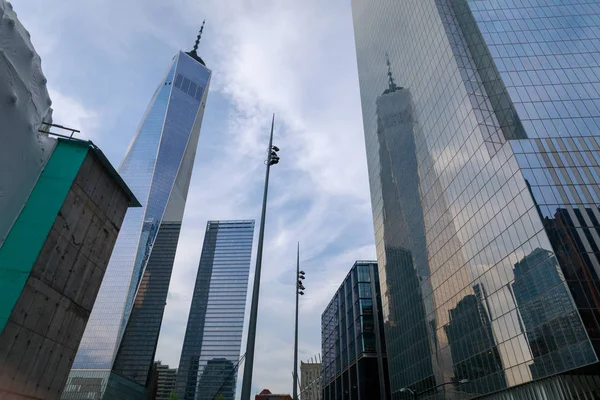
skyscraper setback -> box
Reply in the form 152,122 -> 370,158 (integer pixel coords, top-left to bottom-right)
62,30 -> 212,399
176,220 -> 254,400
352,0 -> 600,398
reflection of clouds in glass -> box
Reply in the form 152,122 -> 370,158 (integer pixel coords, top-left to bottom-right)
470,0 -> 600,140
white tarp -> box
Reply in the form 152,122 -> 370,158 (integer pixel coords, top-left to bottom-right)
0,0 -> 55,247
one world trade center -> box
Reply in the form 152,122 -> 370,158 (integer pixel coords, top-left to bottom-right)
62,27 -> 212,400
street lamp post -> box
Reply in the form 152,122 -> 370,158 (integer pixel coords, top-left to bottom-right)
399,387 -> 416,399
400,379 -> 469,399
293,243 -> 305,400
240,115 -> 280,400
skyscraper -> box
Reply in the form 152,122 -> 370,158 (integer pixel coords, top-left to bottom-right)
176,220 -> 254,400
62,29 -> 212,400
352,0 -> 600,398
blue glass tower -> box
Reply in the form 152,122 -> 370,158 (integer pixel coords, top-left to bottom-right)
61,31 -> 212,400
352,0 -> 600,398
176,220 -> 254,400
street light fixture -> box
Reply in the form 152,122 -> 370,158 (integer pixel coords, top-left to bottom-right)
400,387 -> 416,399
269,151 -> 280,165
240,115 -> 280,400
293,243 -> 305,400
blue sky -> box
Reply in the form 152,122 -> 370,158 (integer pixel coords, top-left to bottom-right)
16,0 -> 375,395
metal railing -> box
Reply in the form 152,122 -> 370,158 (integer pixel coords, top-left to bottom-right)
38,122 -> 80,139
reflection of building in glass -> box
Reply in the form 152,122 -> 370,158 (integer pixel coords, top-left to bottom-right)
512,248 -> 588,380
375,61 -> 472,395
63,34 -> 212,400
375,74 -> 436,394
176,220 -> 254,400
543,208 -> 600,348
382,246 -> 433,392
321,261 -> 389,400
444,284 -> 507,394
112,222 -> 183,385
300,360 -> 321,400
352,0 -> 600,397
196,358 -> 236,400
255,389 -> 292,400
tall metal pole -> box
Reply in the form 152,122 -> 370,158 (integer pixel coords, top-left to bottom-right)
293,243 -> 300,400
240,115 -> 277,400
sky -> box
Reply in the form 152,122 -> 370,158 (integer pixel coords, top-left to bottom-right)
15,0 -> 376,395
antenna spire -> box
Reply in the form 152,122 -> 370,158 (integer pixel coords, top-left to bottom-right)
385,53 -> 398,92
192,20 -> 205,55
187,21 -> 207,66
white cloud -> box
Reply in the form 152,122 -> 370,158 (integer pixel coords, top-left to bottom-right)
48,90 -> 98,140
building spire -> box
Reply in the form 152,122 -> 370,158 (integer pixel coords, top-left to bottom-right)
386,53 -> 398,92
191,20 -> 205,55
186,20 -> 207,66
382,53 -> 402,94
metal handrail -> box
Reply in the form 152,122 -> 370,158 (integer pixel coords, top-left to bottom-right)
38,122 -> 80,138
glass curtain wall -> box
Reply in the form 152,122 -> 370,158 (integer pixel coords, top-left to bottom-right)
176,220 -> 254,400
321,261 -> 389,400
351,0 -> 600,398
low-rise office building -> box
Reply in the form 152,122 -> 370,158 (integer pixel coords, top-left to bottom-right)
321,261 -> 389,400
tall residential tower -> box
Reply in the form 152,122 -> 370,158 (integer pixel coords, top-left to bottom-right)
352,0 -> 600,398
176,220 -> 254,400
62,28 -> 212,399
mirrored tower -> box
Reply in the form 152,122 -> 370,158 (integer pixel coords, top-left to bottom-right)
352,0 -> 600,398
176,220 -> 254,400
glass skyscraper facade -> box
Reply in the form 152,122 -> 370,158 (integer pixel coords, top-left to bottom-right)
351,0 -> 600,398
176,220 -> 254,400
62,45 -> 211,399
321,261 -> 389,400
